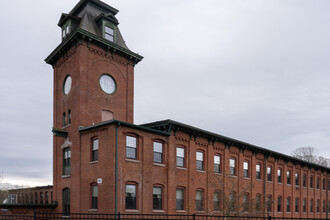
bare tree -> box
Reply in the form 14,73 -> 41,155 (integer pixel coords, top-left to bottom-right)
0,172 -> 9,203
291,147 -> 330,168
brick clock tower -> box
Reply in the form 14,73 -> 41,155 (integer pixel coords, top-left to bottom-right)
45,0 -> 142,213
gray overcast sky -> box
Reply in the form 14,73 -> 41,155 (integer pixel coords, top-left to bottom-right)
1,0 -> 330,186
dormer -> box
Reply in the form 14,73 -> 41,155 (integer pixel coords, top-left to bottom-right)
58,13 -> 81,40
95,13 -> 118,43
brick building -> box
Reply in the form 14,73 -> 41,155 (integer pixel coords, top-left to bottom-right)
3,0 -> 330,218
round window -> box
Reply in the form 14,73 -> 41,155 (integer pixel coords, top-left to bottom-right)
99,74 -> 116,94
63,75 -> 72,95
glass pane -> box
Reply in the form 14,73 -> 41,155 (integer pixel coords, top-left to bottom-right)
92,185 -> 98,197
105,33 -> 114,42
196,152 -> 203,161
100,74 -> 116,94
105,26 -> 114,35
214,155 -> 220,164
93,139 -> 99,150
243,162 -> 248,170
153,142 -> 162,153
177,147 -> 184,157
256,164 -> 260,172
230,159 -> 235,167
63,76 -> 72,95
126,136 -> 136,148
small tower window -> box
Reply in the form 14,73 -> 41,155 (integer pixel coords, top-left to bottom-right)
63,112 -> 66,127
104,25 -> 114,42
68,110 -> 71,125
62,22 -> 70,39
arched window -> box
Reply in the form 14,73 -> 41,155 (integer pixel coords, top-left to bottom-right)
153,141 -> 164,164
196,151 -> 204,171
176,146 -> 185,168
91,183 -> 98,209
62,188 -> 70,216
125,182 -> 137,210
176,187 -> 185,210
213,190 -> 221,211
256,164 -> 261,180
153,184 -> 163,210
126,135 -> 138,160
195,189 -> 204,211
214,155 -> 221,173
229,158 -> 236,176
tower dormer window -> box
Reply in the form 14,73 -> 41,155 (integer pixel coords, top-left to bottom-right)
104,25 -> 114,42
62,22 -> 70,39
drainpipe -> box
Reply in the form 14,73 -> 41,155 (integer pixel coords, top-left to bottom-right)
264,155 -> 268,217
115,123 -> 120,215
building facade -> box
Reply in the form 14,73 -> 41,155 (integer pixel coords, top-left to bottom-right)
3,0 -> 330,218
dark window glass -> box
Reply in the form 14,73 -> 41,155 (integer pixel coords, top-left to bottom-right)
68,110 -> 71,124
243,193 -> 249,212
229,159 -> 235,176
176,188 -> 184,210
91,185 -> 98,209
243,162 -> 249,178
229,192 -> 236,211
295,173 -> 299,186
63,148 -> 71,176
153,186 -> 162,210
323,200 -> 326,212
45,192 -> 49,204
287,197 -> 291,212
153,142 -> 163,163
267,166 -> 272,181
196,152 -> 204,171
126,136 -> 137,159
62,188 -> 70,216
92,139 -> 99,161
125,184 -> 136,209
303,199 -> 306,212
310,199 -> 313,212
256,164 -> 261,180
295,198 -> 299,212
277,196 -> 282,212
40,192 -> 43,204
176,147 -> 185,167
256,194 -> 261,211
287,171 -> 291,185
303,174 -> 307,187
323,178 -> 326,190
196,190 -> 204,211
310,176 -> 314,188
317,177 -> 320,189
267,195 -> 272,212
317,199 -> 320,212
278,169 -> 282,183
213,191 -> 221,211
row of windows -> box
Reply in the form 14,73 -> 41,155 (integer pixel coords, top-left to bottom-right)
10,191 -> 52,205
62,135 -> 330,190
276,196 -> 330,213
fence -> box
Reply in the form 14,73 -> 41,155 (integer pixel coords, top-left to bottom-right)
0,212 -> 329,220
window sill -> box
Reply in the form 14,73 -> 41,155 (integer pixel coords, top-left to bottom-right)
197,170 -> 206,173
176,210 -> 187,213
88,209 -> 98,212
62,175 -> 70,178
152,210 -> 165,213
243,177 -> 250,180
125,158 -> 140,163
153,163 -> 165,167
230,175 -> 237,178
62,124 -> 71,129
125,210 -> 139,213
214,172 -> 222,175
256,179 -> 262,182
267,181 -> 273,183
90,161 -> 98,164
176,167 -> 187,170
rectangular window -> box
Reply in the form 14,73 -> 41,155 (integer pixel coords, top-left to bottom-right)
295,173 -> 299,186
243,161 -> 249,178
92,139 -> 99,161
125,184 -> 136,210
40,192 -> 43,204
126,136 -> 137,159
230,192 -> 236,211
196,151 -> 204,171
277,196 -> 282,212
317,199 -> 320,212
287,197 -> 291,212
287,170 -> 291,185
267,166 -> 272,181
323,178 -> 326,190
63,148 -> 71,176
256,164 -> 261,180
196,190 -> 204,211
213,191 -> 220,211
153,186 -> 162,210
243,193 -> 249,212
91,185 -> 98,209
310,176 -> 314,188
323,200 -> 326,213
176,188 -> 184,210
214,155 -> 220,173
303,174 -> 307,187
317,177 -> 320,189
229,158 -> 236,176
256,194 -> 261,211
153,142 -> 163,163
303,199 -> 306,213
176,147 -> 185,167
278,168 -> 282,183
104,25 -> 114,42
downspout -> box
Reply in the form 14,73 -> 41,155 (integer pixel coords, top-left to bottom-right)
115,123 -> 120,215
264,155 -> 268,217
